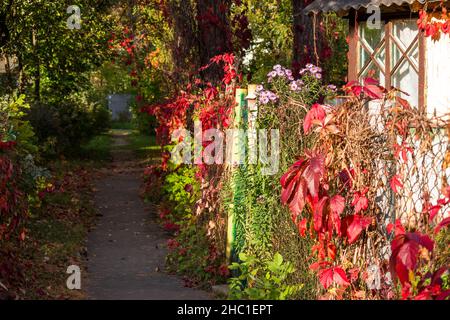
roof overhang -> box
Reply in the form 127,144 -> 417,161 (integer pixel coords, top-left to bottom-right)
304,0 -> 444,16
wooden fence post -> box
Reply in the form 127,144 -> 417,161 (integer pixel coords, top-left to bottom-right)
226,87 -> 248,264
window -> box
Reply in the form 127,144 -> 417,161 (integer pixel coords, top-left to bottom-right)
357,19 -> 420,108
391,20 -> 419,108
358,21 -> 386,85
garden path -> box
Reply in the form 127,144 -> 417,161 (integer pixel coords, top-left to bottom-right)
86,131 -> 211,300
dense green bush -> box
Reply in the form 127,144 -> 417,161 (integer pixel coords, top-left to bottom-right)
130,100 -> 157,134
28,93 -> 111,156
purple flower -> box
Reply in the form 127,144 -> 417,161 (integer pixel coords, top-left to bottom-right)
268,91 -> 278,101
327,85 -> 337,92
260,96 -> 270,104
315,73 -> 322,79
256,85 -> 264,92
290,80 -> 304,92
257,90 -> 276,105
268,71 -> 277,78
289,81 -> 299,91
311,66 -> 322,74
276,69 -> 285,77
273,64 -> 282,70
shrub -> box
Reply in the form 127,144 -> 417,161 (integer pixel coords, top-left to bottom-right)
130,100 -> 156,134
0,95 -> 48,241
28,93 -> 111,155
228,252 -> 303,300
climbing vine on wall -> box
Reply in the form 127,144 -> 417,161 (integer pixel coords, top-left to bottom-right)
417,1 -> 450,40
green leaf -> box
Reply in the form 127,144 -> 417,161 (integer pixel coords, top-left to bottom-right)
273,252 -> 283,266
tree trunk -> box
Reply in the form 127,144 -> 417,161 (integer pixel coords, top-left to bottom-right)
166,0 -> 200,85
195,0 -> 232,84
32,29 -> 40,101
292,0 -> 320,73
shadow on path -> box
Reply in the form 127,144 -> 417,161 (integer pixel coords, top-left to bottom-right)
86,131 -> 212,300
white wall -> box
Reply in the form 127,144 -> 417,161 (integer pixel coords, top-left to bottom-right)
426,28 -> 450,119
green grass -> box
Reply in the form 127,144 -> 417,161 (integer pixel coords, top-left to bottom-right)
77,128 -> 158,163
110,120 -> 135,130
110,129 -> 159,160
79,133 -> 113,161
128,132 -> 159,158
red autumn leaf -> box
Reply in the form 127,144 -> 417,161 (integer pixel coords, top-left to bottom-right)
394,142 -> 413,162
312,114 -> 340,135
397,241 -> 420,270
431,266 -> 449,287
280,150 -> 325,221
428,205 -> 442,221
363,77 -> 384,99
344,214 -> 372,244
311,241 -> 327,261
434,217 -> 450,234
328,195 -> 344,236
281,165 -> 303,204
222,53 -> 235,65
407,232 -> 434,252
313,197 -> 328,232
396,96 -> 412,110
442,20 -> 450,34
318,267 -> 350,289
417,10 -> 428,29
302,150 -> 325,199
344,80 -> 363,96
309,261 -> 331,272
318,268 -> 334,289
303,104 -> 326,134
330,195 -> 345,215
280,167 -> 300,204
327,242 -> 336,261
390,175 -> 403,193
210,55 -> 222,64
425,23 -> 438,37
387,219 -> 406,236
281,160 -> 308,219
351,191 -> 369,214
280,159 -> 304,188
297,218 -> 307,237
333,267 -> 350,286
414,290 -> 432,300
329,210 -> 342,237
289,180 -> 307,220
390,232 -> 435,283
204,86 -> 218,101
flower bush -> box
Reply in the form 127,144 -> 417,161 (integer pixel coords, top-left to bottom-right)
0,95 -> 48,241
